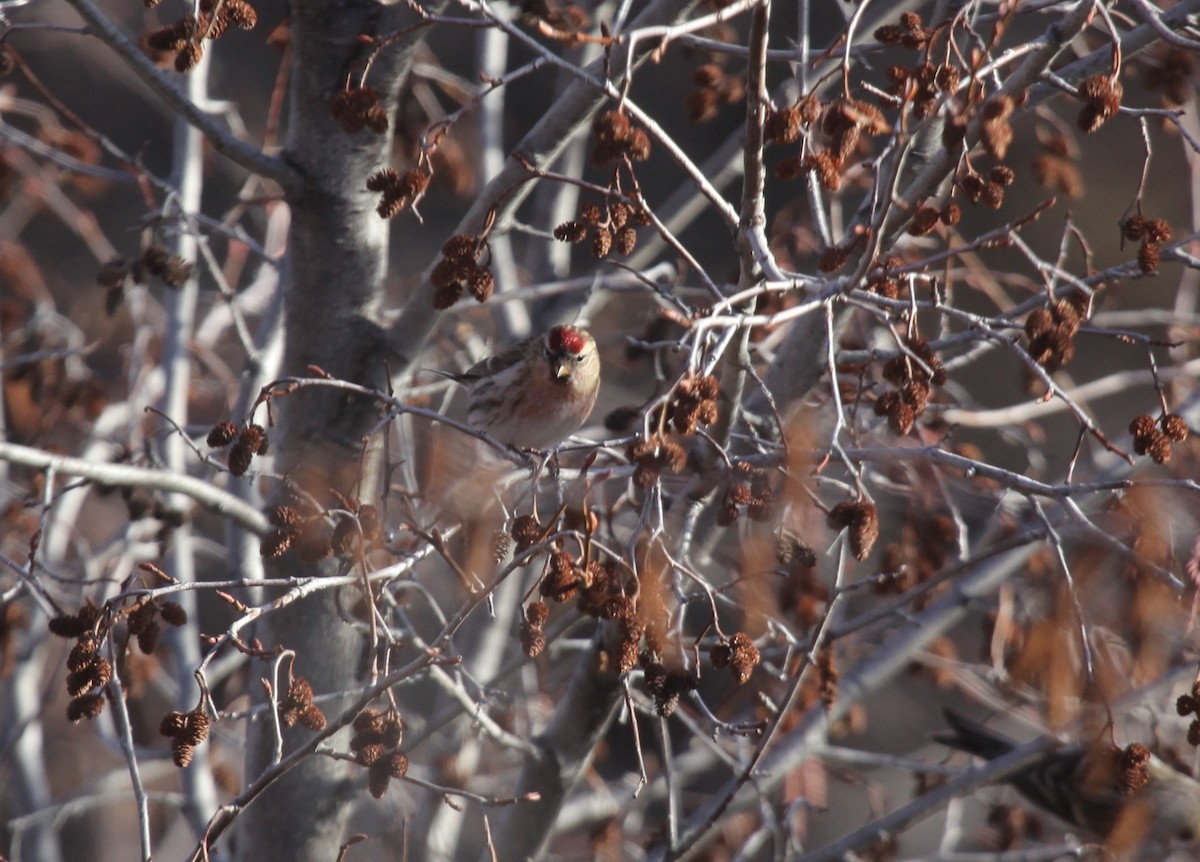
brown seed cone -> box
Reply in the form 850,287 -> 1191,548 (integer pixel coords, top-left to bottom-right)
67,637 -> 99,671
774,154 -> 808,181
286,677 -> 314,709
227,443 -> 253,477
260,527 -> 293,559
1138,240 -> 1161,273
909,206 -> 941,236
510,514 -> 541,551
1025,307 -> 1055,340
398,169 -> 429,198
67,664 -> 100,697
49,614 -> 88,639
525,601 -> 550,628
67,693 -> 106,723
207,420 -> 238,447
1123,215 -> 1147,241
848,503 -> 879,560
226,0 -> 257,28
1118,742 -> 1151,796
642,661 -> 667,697
182,708 -> 211,744
330,517 -> 357,556
238,423 -> 267,454
161,710 -> 188,737
159,601 -> 188,626
175,42 -> 204,73
352,708 -> 383,735
431,280 -> 463,309
1146,430 -> 1173,464
818,245 -> 848,273
366,167 -> 399,193
469,267 -> 495,302
367,760 -> 392,798
888,402 -> 916,436
136,620 -> 161,654
380,710 -> 405,748
728,631 -> 760,684
616,635 -> 640,676
1146,218 -> 1172,244
828,501 -> 879,559
592,227 -> 613,258
874,24 -> 902,44
553,220 -> 587,243
172,740 -> 195,767
127,600 -> 158,636
655,691 -> 680,717
940,202 -> 962,225
1162,413 -> 1190,442
299,704 -> 327,731
386,749 -> 409,778
1129,414 -> 1156,438
1177,694 -> 1197,717
764,105 -> 802,145
600,595 -> 635,621
614,226 -> 638,256
747,497 -> 775,522
520,621 -> 547,657
356,742 -> 385,766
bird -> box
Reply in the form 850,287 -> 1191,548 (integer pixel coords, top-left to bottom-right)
440,325 -> 600,450
938,708 -> 1200,855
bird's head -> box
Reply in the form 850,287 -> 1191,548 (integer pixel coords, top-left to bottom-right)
545,326 -> 596,382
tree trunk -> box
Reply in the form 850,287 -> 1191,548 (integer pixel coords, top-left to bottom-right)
234,2 -> 424,858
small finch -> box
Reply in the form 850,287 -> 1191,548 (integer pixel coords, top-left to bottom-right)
444,325 -> 600,449
938,709 -> 1200,854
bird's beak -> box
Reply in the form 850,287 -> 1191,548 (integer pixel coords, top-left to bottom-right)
553,361 -> 572,380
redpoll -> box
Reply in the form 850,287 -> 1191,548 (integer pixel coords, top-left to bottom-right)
939,709 -> 1200,851
444,325 -> 600,449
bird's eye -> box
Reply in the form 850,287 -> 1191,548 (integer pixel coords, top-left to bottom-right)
574,353 -> 586,363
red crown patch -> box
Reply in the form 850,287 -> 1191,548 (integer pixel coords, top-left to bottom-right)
549,326 -> 586,354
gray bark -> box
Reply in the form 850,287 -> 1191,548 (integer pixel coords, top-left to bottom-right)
233,1 -> 425,859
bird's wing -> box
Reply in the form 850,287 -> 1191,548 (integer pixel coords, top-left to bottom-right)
424,368 -> 470,385
459,342 -> 528,381
937,708 -> 1017,759
938,708 -> 1122,834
